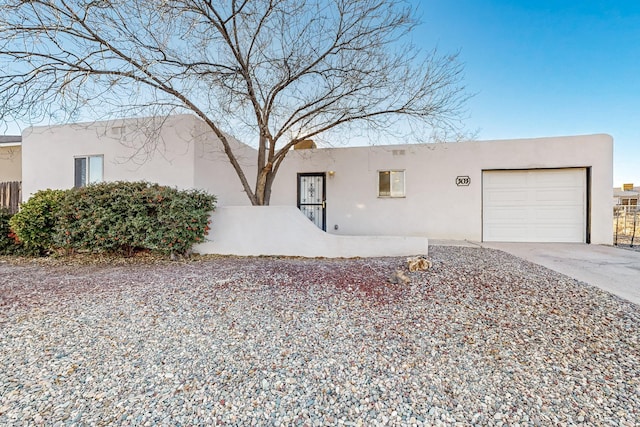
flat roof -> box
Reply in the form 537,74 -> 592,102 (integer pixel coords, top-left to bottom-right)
0,135 -> 21,146
614,189 -> 640,197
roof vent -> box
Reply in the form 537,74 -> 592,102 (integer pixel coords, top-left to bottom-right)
110,126 -> 125,136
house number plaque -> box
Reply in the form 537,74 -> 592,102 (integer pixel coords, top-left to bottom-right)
456,176 -> 470,186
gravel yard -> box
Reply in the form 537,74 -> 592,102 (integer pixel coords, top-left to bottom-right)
1,246 -> 639,427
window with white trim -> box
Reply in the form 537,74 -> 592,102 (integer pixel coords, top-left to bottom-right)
378,170 -> 405,197
74,155 -> 103,188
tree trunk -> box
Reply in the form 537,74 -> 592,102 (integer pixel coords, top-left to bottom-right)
254,163 -> 273,206
263,170 -> 276,205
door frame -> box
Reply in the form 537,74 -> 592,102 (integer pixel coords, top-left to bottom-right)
297,172 -> 326,231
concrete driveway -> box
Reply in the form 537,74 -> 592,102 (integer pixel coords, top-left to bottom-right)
479,242 -> 640,305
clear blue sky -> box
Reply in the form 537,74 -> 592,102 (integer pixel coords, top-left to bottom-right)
4,1 -> 638,187
414,0 -> 640,187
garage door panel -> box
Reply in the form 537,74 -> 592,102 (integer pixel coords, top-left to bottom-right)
535,188 -> 583,203
534,225 -> 585,242
484,171 -> 529,187
485,190 -> 528,204
534,206 -> 584,221
486,206 -> 582,223
533,171 -> 582,186
483,169 -> 586,243
484,207 -> 528,222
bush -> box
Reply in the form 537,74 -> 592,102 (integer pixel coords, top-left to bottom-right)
9,189 -> 67,256
55,181 -> 216,256
0,209 -> 24,255
141,186 -> 216,255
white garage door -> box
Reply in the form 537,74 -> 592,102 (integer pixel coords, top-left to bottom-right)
483,168 -> 586,242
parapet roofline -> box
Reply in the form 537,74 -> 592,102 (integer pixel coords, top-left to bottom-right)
0,135 -> 21,146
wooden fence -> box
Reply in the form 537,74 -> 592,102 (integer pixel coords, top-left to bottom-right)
0,181 -> 21,214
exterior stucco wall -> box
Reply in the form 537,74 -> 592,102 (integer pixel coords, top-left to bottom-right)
192,121 -> 257,206
270,134 -> 613,244
194,206 -> 428,258
20,114 -> 613,245
21,115 -> 258,206
22,116 -> 196,199
0,145 -> 22,182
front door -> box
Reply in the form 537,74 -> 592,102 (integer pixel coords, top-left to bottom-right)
297,173 -> 326,231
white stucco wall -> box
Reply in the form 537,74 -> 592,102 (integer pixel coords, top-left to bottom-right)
270,134 -> 613,244
20,114 -> 613,246
21,115 -> 257,206
22,116 -> 195,199
0,145 -> 22,182
192,120 -> 257,206
194,206 -> 428,258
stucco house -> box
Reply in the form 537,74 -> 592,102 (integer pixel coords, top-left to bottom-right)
21,115 -> 256,208
13,114 -> 613,255
271,135 -> 613,245
0,135 -> 22,182
614,184 -> 639,212
0,135 -> 22,213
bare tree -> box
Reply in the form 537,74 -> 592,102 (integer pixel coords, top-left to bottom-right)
0,0 -> 467,205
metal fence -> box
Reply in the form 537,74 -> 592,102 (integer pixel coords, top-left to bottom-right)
0,181 -> 21,214
614,205 -> 640,247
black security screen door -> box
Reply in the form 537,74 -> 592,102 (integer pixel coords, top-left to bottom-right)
297,173 -> 326,231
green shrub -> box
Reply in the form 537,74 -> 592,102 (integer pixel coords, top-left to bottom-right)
0,209 -> 24,255
141,185 -> 216,255
56,181 -> 215,256
9,189 -> 67,256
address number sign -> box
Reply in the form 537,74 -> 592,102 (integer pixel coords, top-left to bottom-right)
456,176 -> 470,186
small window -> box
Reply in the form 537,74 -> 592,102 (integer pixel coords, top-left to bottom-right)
74,155 -> 103,188
378,170 -> 405,197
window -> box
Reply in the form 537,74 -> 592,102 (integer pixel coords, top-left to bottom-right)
74,155 -> 103,188
378,170 -> 405,197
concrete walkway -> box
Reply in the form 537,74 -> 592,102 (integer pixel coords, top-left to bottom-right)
476,242 -> 640,306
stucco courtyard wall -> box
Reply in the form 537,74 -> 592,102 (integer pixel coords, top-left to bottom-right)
270,134 -> 613,244
194,206 -> 429,258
